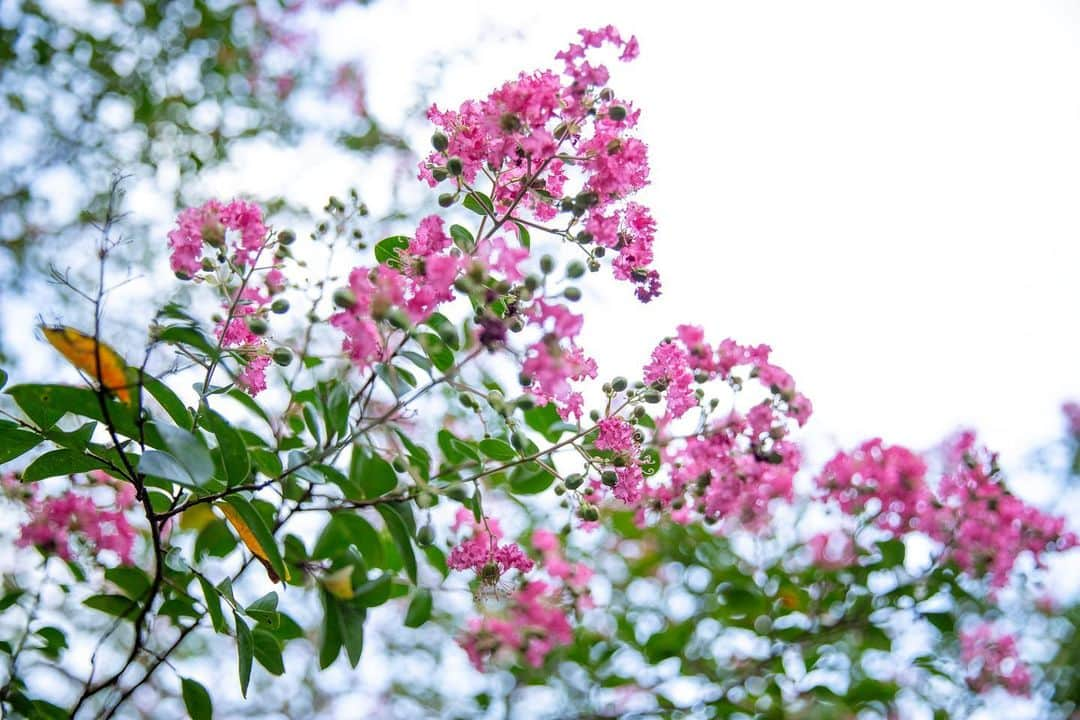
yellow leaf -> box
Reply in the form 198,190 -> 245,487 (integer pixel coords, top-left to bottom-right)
217,502 -> 291,582
321,566 -> 354,599
179,503 -> 217,532
41,326 -> 132,404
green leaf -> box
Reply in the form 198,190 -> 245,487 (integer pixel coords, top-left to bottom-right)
509,464 -> 555,495
6,385 -> 161,446
339,601 -> 365,667
138,450 -> 202,489
876,539 -> 906,568
374,235 -> 409,269
377,505 -> 417,584
319,589 -> 343,669
313,513 -> 384,567
524,404 -> 568,442
221,496 -> 288,584
225,388 -> 273,430
202,408 -> 249,487
354,573 -> 393,609
252,629 -> 284,675
158,423 -> 214,485
181,677 -> 213,720
423,313 -> 460,350
404,588 -> 433,628
142,376 -> 191,428
198,576 -> 228,634
23,450 -> 110,481
245,592 -> 280,628
449,224 -> 475,253
513,221 -> 531,249
350,449 -> 397,498
0,425 -> 43,464
84,594 -> 138,620
105,566 -> 150,599
478,438 -> 516,461
463,191 -> 495,217
234,611 -> 253,697
417,334 -> 454,372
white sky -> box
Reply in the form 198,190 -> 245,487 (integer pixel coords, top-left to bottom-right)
225,0 -> 1080,477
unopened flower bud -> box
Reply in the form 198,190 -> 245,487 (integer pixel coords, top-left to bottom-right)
438,193 -> 456,208
446,157 -> 463,176
566,261 -> 586,279
611,376 -> 628,392
643,390 -> 662,404
271,347 -> 293,366
564,473 -> 585,490
563,287 -> 582,302
271,298 -> 290,314
247,317 -> 268,336
587,259 -> 601,272
391,457 -> 408,473
601,470 -> 618,487
333,288 -> 357,310
540,255 -> 555,274
608,105 -> 627,122
416,524 -> 436,546
431,132 -> 449,152
277,229 -> 296,245
581,504 -> 600,522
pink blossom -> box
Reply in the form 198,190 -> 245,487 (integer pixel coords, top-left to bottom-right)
643,340 -> 696,419
167,199 -> 268,276
817,439 -> 931,534
960,623 -> 1032,696
807,531 -> 855,569
458,581 -> 574,670
1063,401 -> 1080,437
17,488 -> 135,564
595,416 -> 634,453
447,513 -> 534,580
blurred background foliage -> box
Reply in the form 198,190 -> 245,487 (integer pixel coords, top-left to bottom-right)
0,0 -> 411,363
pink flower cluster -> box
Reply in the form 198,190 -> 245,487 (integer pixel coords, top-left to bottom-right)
1063,401 -> 1080,437
418,27 -> 658,302
644,325 -> 812,425
16,487 -> 135,565
926,432 -> 1077,587
634,326 -> 811,529
959,623 -> 1032,696
593,415 -> 646,503
332,216 -> 462,370
459,531 -> 590,670
521,301 -> 597,420
806,530 -> 856,570
819,433 -> 1077,587
167,199 -> 267,277
817,439 -> 932,534
217,286 -> 274,396
446,508 -> 533,582
458,580 -> 574,670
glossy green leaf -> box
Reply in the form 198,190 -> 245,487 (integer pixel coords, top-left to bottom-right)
404,588 -> 433,628
202,408 -> 249,487
479,438 -> 516,462
0,425 -> 42,464
181,677 -> 213,720
377,505 -> 417,584
234,612 -> 253,697
23,449 -> 110,481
